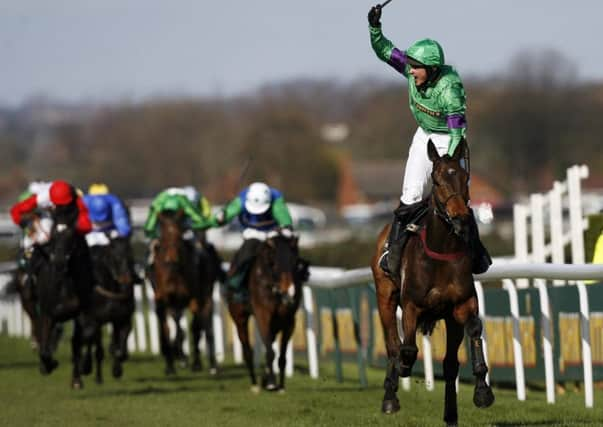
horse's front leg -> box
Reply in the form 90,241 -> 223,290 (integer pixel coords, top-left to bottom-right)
277,314 -> 295,392
37,315 -> 59,375
442,316 -> 465,427
112,319 -> 131,378
400,301 -> 420,378
454,296 -> 495,409
71,319 -> 84,389
93,328 -> 104,384
375,280 -> 402,414
255,310 -> 277,391
200,296 -> 218,375
190,310 -> 203,372
156,302 -> 175,375
230,303 -> 257,391
174,312 -> 188,368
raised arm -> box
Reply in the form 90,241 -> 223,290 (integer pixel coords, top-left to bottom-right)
368,6 -> 408,76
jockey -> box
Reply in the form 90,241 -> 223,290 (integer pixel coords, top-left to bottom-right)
144,186 -> 214,239
214,182 -> 294,293
83,183 -> 141,284
10,180 -> 92,276
143,186 -> 223,280
11,179 -> 91,238
368,5 -> 491,277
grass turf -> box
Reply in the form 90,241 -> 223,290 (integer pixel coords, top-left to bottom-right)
1,334 -> 601,426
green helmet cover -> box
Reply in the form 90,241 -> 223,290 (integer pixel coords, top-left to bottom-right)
407,39 -> 445,67
162,196 -> 182,211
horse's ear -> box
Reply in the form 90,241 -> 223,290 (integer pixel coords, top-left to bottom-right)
451,138 -> 467,162
427,139 -> 439,162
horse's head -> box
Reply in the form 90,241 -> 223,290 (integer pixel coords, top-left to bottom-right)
106,236 -> 133,286
260,231 -> 300,306
428,138 -> 471,241
48,220 -> 78,272
157,210 -> 185,264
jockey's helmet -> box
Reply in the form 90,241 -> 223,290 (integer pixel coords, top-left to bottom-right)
88,183 -> 110,195
162,196 -> 182,212
406,39 -> 445,67
88,196 -> 110,222
49,180 -> 74,206
181,186 -> 199,203
245,182 -> 271,215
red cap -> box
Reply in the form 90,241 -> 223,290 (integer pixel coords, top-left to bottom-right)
49,180 -> 74,206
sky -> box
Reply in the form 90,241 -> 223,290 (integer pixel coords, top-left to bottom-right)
1,0 -> 602,106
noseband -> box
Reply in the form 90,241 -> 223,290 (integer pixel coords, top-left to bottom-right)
433,190 -> 466,230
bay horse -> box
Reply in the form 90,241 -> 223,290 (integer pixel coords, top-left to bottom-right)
82,234 -> 135,383
371,139 -> 494,426
152,210 -> 218,375
228,231 -> 308,392
34,206 -> 96,389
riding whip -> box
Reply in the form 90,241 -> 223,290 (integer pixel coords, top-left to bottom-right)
380,0 -> 393,8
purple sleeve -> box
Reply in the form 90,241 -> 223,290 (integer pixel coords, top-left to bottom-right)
446,113 -> 467,129
387,48 -> 408,74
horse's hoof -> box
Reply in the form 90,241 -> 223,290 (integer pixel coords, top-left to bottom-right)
40,359 -> 58,375
112,363 -> 123,379
178,359 -> 188,369
191,362 -> 202,372
446,422 -> 458,427
71,379 -> 84,390
165,366 -> 176,376
381,398 -> 400,414
95,376 -> 103,385
473,385 -> 495,408
250,385 -> 261,394
278,388 -> 286,395
264,382 -> 278,391
81,359 -> 92,375
209,367 -> 218,376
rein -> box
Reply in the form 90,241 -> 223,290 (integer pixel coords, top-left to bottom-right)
418,228 -> 465,261
94,285 -> 130,301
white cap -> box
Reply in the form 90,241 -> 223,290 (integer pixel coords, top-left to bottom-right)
245,182 -> 271,215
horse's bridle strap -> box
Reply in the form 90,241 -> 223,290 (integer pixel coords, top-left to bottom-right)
94,285 -> 130,300
419,228 -> 465,261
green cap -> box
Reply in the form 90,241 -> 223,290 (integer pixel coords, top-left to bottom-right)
407,39 -> 445,67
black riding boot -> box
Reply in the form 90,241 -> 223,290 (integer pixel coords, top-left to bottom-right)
380,202 -> 425,278
469,209 -> 492,274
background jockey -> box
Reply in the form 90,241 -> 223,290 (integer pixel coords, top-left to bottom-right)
84,182 -> 141,283
213,181 -> 294,294
143,186 -> 223,281
368,4 -> 491,277
11,179 -> 91,238
10,180 -> 92,276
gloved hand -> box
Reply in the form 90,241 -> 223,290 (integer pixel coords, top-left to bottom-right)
368,5 -> 382,27
214,209 -> 227,226
279,226 -> 294,239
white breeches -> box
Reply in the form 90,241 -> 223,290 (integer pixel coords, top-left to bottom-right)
400,127 -> 451,205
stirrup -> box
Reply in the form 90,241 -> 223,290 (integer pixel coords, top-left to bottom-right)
378,250 -> 390,273
405,223 -> 420,233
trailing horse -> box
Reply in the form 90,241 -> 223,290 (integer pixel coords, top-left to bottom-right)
228,231 -> 308,392
34,208 -> 96,389
81,234 -> 135,383
151,210 -> 219,375
371,139 -> 494,426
